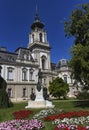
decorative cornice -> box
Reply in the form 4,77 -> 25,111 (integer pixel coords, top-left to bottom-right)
0,60 -> 39,68
29,42 -> 51,51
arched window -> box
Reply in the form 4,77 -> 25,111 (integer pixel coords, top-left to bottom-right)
41,56 -> 46,70
63,75 -> 67,83
22,68 -> 27,81
42,59 -> 45,70
29,68 -> 34,80
39,33 -> 42,42
32,34 -> 34,42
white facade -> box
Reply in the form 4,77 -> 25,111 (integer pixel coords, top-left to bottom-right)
56,59 -> 80,97
0,12 -> 57,102
0,13 -> 78,102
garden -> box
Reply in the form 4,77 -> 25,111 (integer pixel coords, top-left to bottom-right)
0,100 -> 89,130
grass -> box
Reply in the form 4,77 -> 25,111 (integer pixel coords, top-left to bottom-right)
0,100 -> 89,129
53,99 -> 89,111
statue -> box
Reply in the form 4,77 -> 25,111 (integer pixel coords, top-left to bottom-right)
25,68 -> 54,108
37,69 -> 42,91
43,87 -> 48,100
30,88 -> 36,100
43,87 -> 51,101
38,69 -> 42,83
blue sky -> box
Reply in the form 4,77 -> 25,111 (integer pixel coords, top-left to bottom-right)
0,0 -> 89,63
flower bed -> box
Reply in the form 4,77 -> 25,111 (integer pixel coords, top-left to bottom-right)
43,110 -> 89,130
0,119 -> 44,130
54,124 -> 87,130
1,108 -> 89,130
33,108 -> 62,120
44,111 -> 89,121
13,110 -> 33,119
53,116 -> 89,130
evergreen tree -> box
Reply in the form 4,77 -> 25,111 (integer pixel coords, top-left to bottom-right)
0,75 -> 13,108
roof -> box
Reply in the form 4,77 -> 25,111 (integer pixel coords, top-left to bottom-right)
31,12 -> 44,30
56,59 -> 68,68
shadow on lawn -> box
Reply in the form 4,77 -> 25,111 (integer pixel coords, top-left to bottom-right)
74,100 -> 89,108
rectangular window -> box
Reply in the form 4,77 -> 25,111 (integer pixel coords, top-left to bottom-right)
29,72 -> 33,80
7,68 -> 13,81
23,88 -> 26,97
8,88 -> 12,97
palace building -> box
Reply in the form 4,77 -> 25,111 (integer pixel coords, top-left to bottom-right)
0,11 -> 78,101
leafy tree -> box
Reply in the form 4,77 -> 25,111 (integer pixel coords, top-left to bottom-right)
64,3 -> 89,89
48,77 -> 69,99
0,75 -> 13,108
65,3 -> 89,45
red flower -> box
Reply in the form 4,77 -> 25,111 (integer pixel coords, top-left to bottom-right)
44,111 -> 89,121
13,110 -> 33,119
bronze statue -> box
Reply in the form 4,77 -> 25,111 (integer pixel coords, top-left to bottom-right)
38,69 -> 42,84
37,69 -> 42,91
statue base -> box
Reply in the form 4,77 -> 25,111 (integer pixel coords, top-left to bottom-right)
25,87 -> 54,108
35,89 -> 44,101
25,100 -> 54,108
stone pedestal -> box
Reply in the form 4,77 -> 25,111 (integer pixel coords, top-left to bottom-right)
25,100 -> 46,108
45,100 -> 55,108
25,100 -> 54,108
25,88 -> 54,108
25,85 -> 54,109
35,89 -> 44,101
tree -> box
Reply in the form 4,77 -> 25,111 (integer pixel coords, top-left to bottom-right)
64,3 -> 89,89
0,75 -> 13,108
48,77 -> 69,99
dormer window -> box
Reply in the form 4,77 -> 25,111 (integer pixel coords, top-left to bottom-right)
23,53 -> 29,60
24,54 -> 27,60
63,74 -> 67,83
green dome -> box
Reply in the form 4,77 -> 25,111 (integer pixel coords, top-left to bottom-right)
31,12 -> 44,29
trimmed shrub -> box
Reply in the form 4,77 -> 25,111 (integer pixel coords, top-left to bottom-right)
0,75 -> 13,108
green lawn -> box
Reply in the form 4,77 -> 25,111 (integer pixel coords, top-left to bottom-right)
0,100 -> 89,130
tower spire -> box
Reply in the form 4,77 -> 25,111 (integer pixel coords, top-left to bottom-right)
31,0 -> 44,30
35,0 -> 40,21
36,0 -> 38,14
